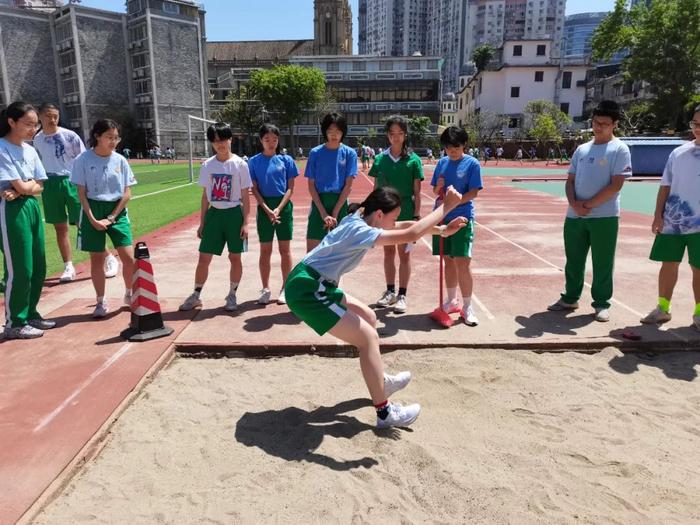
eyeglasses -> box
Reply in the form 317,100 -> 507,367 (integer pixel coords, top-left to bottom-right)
103,136 -> 121,143
689,121 -> 700,130
592,119 -> 614,128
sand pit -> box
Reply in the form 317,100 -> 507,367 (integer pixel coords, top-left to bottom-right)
34,348 -> 700,524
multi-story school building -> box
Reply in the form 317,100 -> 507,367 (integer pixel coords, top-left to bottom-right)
0,0 -> 209,154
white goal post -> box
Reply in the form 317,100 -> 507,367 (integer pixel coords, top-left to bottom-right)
187,114 -> 217,183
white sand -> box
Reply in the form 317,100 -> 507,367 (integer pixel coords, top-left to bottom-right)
35,348 -> 700,524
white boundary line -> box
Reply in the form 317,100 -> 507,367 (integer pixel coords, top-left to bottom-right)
34,343 -> 133,433
131,182 -> 193,200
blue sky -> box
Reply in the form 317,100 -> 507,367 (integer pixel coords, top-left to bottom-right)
79,0 -> 617,51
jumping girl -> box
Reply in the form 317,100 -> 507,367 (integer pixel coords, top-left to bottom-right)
285,185 -> 466,428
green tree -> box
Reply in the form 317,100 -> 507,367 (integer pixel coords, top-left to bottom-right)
591,0 -> 700,129
214,85 -> 263,154
249,65 -> 327,151
619,101 -> 656,135
472,44 -> 496,72
522,100 -> 572,135
529,114 -> 561,145
407,115 -> 432,147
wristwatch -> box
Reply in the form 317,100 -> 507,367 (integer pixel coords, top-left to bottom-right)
107,214 -> 116,224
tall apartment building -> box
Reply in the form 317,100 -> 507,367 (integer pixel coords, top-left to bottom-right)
424,0 -> 469,95
0,0 -> 208,153
562,12 -> 606,59
358,0 -> 427,57
469,0 -> 566,60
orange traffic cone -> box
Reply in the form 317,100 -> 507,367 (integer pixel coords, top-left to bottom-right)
121,242 -> 174,342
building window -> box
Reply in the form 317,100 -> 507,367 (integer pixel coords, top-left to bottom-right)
324,20 -> 332,46
326,62 -> 339,72
135,79 -> 151,95
510,86 -> 520,98
380,61 -> 393,71
560,103 -> 569,115
513,45 -> 523,56
407,60 -> 420,70
508,117 -> 519,128
562,71 -> 572,89
131,53 -> 148,70
353,61 -> 365,72
534,71 -> 544,82
162,1 -> 180,14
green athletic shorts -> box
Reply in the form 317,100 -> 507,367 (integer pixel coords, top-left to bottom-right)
199,205 -> 245,255
432,220 -> 474,258
398,196 -> 415,221
285,262 -> 346,335
77,199 -> 132,253
307,192 -> 348,240
650,232 -> 700,268
42,175 -> 81,224
257,196 -> 293,243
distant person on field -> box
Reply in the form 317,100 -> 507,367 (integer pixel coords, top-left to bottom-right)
305,112 -> 357,252
71,119 -> 136,319
529,145 -> 536,162
495,146 -> 504,165
248,124 -> 297,306
640,105 -> 700,330
546,147 -> 556,166
122,147 -> 131,160
179,123 -> 252,313
547,100 -> 632,322
483,146 -> 491,164
426,147 -> 434,164
515,146 -> 523,164
0,101 -> 54,339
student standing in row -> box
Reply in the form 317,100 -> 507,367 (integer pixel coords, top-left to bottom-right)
248,124 -> 297,305
369,115 -> 424,314
71,119 -> 137,318
548,100 -> 632,322
33,103 -> 120,283
285,186 -> 467,427
432,126 -> 483,326
305,113 -> 357,252
641,106 -> 700,329
0,101 -> 54,339
180,123 -> 251,312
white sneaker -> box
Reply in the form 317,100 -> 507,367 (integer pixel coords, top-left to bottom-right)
124,292 -> 132,307
376,402 -> 421,428
461,305 -> 479,326
257,288 -> 271,305
594,307 -> 610,322
59,265 -> 75,283
640,306 -> 672,324
384,371 -> 411,397
224,293 -> 238,311
28,317 -> 56,330
179,292 -> 202,311
442,299 -> 461,314
104,254 -> 119,278
277,289 -> 286,304
376,290 -> 397,307
4,324 -> 44,339
92,300 -> 109,318
393,294 -> 407,314
547,298 -> 579,311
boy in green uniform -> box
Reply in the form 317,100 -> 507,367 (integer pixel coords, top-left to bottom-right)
548,101 -> 633,321
369,115 -> 424,313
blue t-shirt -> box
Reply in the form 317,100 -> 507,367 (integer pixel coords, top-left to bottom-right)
430,155 -> 483,222
0,138 -> 47,192
33,127 -> 86,176
70,150 -> 137,201
304,144 -> 357,194
302,212 -> 382,285
248,153 -> 298,198
567,138 -> 632,219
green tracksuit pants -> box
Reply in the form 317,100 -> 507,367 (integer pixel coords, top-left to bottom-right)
561,217 -> 619,309
0,196 -> 46,328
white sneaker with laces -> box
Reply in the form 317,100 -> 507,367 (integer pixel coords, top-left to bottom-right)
277,289 -> 286,304
224,293 -> 238,311
4,324 -> 44,339
92,300 -> 109,318
640,306 -> 671,324
393,294 -> 407,313
376,402 -> 421,428
547,298 -> 579,311
179,292 -> 202,311
104,254 -> 119,278
376,290 -> 397,307
384,371 -> 411,397
257,288 -> 271,305
461,305 -> 479,326
59,265 -> 75,283
594,307 -> 610,322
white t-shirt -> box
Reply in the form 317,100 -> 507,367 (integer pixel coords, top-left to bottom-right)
33,127 -> 85,176
660,141 -> 700,235
198,154 -> 252,209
